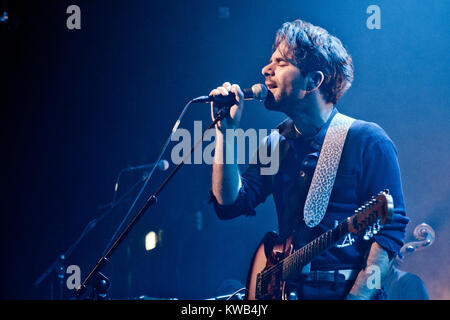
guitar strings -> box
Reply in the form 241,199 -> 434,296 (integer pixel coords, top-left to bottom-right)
259,218 -> 351,282
260,237 -> 320,281
260,241 -> 324,281
258,203 -> 381,283
259,224 -> 345,281
259,232 -> 330,282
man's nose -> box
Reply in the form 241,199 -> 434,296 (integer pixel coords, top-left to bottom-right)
262,63 -> 274,77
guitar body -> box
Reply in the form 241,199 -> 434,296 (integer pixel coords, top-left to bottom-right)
246,232 -> 294,300
245,191 -> 394,300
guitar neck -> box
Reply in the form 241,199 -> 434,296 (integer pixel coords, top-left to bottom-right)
281,219 -> 349,280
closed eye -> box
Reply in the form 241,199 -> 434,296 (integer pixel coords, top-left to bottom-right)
275,58 -> 289,66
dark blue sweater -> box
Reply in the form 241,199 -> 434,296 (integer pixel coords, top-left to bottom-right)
211,108 -> 409,270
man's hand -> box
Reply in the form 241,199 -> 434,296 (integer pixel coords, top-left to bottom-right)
210,82 -> 244,134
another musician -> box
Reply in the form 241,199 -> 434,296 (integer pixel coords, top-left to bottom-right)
209,19 -> 409,300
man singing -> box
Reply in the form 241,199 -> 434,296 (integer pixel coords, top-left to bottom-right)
209,19 -> 409,300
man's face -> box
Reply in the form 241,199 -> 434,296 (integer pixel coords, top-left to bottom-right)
261,41 -> 307,112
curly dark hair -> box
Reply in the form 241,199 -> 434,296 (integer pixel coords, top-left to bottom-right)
274,19 -> 354,104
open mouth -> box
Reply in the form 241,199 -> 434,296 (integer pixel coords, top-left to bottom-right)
266,82 -> 277,89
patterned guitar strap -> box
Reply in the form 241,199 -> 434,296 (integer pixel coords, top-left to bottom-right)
303,113 -> 355,228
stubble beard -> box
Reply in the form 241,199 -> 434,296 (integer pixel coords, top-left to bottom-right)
264,90 -> 300,116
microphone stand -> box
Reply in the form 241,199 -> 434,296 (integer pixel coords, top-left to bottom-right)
33,173 -> 147,299
74,105 -> 231,299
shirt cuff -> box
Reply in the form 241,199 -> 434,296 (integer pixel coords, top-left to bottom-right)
209,181 -> 257,220
373,213 -> 410,259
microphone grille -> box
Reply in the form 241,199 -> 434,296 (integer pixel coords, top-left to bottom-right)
251,83 -> 268,101
158,159 -> 169,171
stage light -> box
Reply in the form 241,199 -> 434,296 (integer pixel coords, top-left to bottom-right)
0,12 -> 8,23
145,229 -> 163,251
145,231 -> 157,251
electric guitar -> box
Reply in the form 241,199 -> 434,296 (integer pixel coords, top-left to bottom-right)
245,190 -> 394,300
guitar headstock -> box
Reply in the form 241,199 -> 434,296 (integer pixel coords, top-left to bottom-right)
347,190 -> 394,240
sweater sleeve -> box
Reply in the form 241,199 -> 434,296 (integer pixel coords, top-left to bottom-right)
358,135 -> 409,259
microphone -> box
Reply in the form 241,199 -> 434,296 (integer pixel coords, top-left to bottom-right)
110,160 -> 169,206
124,160 -> 170,172
192,83 -> 268,104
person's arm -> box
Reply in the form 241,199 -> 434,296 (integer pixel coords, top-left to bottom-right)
212,129 -> 242,205
346,242 -> 393,300
209,82 -> 273,219
210,82 -> 244,205
347,126 -> 410,299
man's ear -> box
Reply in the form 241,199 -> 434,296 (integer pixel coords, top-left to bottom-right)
305,71 -> 325,92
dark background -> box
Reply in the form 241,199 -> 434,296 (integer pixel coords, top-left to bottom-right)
1,0 -> 449,299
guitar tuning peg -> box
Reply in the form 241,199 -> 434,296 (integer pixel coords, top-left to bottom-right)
372,223 -> 379,235
363,226 -> 373,240
375,220 -> 382,233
